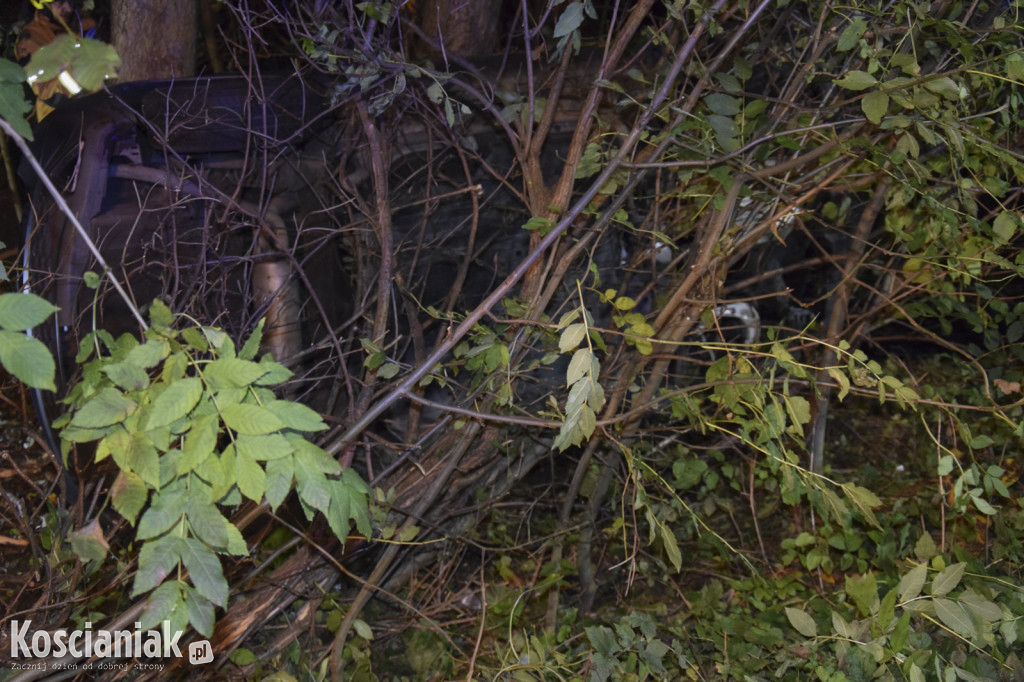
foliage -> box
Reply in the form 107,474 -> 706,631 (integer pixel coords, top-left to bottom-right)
4,0 -> 1024,678
553,300 -> 605,451
0,33 -> 374,644
53,300 -> 371,636
0,60 -> 34,140
0,291 -> 58,390
24,35 -> 121,93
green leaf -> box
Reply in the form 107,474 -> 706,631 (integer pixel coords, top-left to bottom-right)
236,433 -> 293,461
614,296 -> 638,312
969,434 -> 994,449
922,76 -> 960,100
914,532 -> 937,561
993,211 -> 1018,244
202,327 -> 232,355
178,415 -> 218,474
25,35 -> 121,92
265,456 -> 294,512
377,362 -> 400,379
1007,53 -> 1024,81
70,386 -> 137,428
660,525 -> 682,572
707,114 -> 739,151
705,93 -> 741,115
831,611 -> 852,638
145,377 -> 203,429
254,355 -> 293,385
785,607 -> 818,638
940,122 -> 964,157
0,58 -> 26,84
846,572 -> 879,617
183,586 -> 216,638
585,625 -> 617,656
187,499 -> 229,549
891,610 -> 911,652
557,309 -> 581,328
325,479 -> 352,541
0,293 -> 59,331
197,444 -> 231,492
223,518 -> 248,556
346,494 -> 372,538
296,469 -> 331,511
785,395 -> 811,426
221,403 -> 286,435
827,367 -> 850,401
971,492 -> 997,515
397,525 -> 419,542
862,90 -> 889,124
239,319 -> 265,361
180,537 -> 228,608
133,535 -> 183,594
931,562 -> 966,597
213,387 -> 246,408
113,431 -> 160,488
352,618 -> 374,641
202,357 -> 268,389
0,330 -> 56,391
553,2 -> 584,38
959,589 -> 1002,623
181,327 -> 208,352
834,70 -> 877,91
69,518 -> 109,563
899,563 -> 928,601
837,18 -> 867,51
842,483 -> 883,529
559,323 -> 587,353
137,488 -> 188,540
292,437 -> 342,475
267,400 -> 327,431
934,598 -> 978,638
575,142 -> 603,179
111,470 -> 148,525
0,81 -> 34,141
102,361 -> 150,391
236,449 -> 267,502
522,215 -> 554,235
641,637 -> 669,671
896,131 -> 919,159
138,581 -> 185,632
566,348 -> 596,386
878,587 -> 898,631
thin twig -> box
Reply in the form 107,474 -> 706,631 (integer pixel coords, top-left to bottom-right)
1,118 -> 148,330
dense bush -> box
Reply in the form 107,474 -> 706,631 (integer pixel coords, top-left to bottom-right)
2,0 -> 1023,679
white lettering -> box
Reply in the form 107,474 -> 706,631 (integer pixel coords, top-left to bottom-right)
143,630 -> 161,657
94,630 -> 111,657
7,619 -> 185,661
111,629 -> 134,657
52,629 -> 68,658
68,629 -> 82,657
162,621 -> 182,657
31,631 -> 50,657
10,620 -> 30,657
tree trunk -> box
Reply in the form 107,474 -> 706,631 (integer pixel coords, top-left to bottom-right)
416,0 -> 501,58
111,0 -> 196,81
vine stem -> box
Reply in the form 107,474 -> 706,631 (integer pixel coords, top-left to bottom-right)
0,118 -> 148,331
